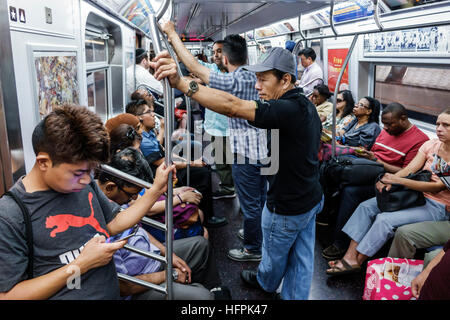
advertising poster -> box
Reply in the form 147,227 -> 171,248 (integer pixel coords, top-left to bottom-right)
328,48 -> 349,92
34,54 -> 79,119
364,26 -> 450,56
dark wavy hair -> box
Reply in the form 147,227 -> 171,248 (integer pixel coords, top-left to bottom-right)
364,96 -> 381,124
97,147 -> 153,188
314,84 -> 332,100
339,90 -> 355,118
32,105 -> 109,166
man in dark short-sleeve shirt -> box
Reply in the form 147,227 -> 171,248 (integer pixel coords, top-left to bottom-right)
150,47 -> 324,300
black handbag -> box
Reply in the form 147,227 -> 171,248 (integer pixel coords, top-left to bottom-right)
320,155 -> 385,188
375,170 -> 432,212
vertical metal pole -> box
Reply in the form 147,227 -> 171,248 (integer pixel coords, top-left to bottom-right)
331,35 -> 359,158
159,31 -> 191,186
148,13 -> 174,300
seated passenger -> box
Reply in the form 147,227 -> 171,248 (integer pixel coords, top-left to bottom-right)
336,96 -> 381,150
0,105 -> 173,299
96,147 -> 228,300
388,220 -> 450,267
109,123 -> 142,155
125,100 -> 226,228
322,103 -> 430,260
326,108 -> 450,276
411,238 -> 450,300
131,89 -> 163,131
104,116 -> 207,240
322,89 -> 355,133
311,84 -> 333,122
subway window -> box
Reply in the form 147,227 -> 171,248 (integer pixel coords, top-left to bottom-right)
374,64 -> 450,124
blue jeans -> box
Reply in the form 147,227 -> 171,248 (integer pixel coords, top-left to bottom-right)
232,159 -> 267,254
257,197 -> 324,300
343,196 -> 450,257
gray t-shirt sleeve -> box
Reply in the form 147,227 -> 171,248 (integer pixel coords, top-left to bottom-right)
0,198 -> 29,292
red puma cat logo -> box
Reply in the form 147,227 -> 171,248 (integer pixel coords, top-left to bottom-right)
46,192 -> 110,238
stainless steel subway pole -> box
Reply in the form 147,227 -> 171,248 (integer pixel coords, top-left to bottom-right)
148,12 -> 174,300
158,30 -> 192,187
331,34 -> 358,158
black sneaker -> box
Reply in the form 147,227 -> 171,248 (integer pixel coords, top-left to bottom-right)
212,190 -> 236,200
210,286 -> 232,300
240,270 -> 263,290
204,216 -> 228,228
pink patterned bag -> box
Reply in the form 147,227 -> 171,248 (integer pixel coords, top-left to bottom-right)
363,257 -> 424,300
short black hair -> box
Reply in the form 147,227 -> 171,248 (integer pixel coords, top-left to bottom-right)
213,40 -> 225,46
97,147 -> 154,188
298,47 -> 316,61
382,102 -> 408,119
222,34 -> 248,66
136,49 -> 148,64
125,99 -> 148,116
270,69 -> 296,84
313,84 -> 332,99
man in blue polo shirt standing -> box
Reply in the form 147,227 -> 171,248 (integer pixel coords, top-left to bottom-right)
198,40 -> 236,200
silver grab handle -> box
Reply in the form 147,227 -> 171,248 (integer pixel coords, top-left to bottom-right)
147,12 -> 174,300
156,0 -> 171,21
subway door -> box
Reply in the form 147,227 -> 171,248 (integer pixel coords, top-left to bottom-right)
84,10 -> 125,122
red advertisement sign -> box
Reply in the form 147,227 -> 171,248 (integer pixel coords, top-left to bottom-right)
328,48 -> 349,92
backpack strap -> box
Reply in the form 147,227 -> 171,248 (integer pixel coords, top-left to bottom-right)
4,191 -> 34,279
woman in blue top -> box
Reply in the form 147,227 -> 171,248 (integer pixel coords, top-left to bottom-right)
337,96 -> 381,150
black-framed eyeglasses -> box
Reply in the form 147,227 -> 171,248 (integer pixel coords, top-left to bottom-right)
336,98 -> 343,103
117,184 -> 140,199
356,102 -> 370,109
137,110 -> 153,116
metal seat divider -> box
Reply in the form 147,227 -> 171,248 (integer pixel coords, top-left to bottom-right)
98,164 -> 168,295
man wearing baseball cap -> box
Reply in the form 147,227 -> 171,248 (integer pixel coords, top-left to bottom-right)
150,46 -> 323,300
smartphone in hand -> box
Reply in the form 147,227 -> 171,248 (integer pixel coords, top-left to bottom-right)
106,225 -> 139,243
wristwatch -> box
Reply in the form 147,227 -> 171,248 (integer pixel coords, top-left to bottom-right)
186,80 -> 199,97
172,269 -> 178,281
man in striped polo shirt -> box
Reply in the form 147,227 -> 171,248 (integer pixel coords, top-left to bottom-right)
163,22 -> 268,261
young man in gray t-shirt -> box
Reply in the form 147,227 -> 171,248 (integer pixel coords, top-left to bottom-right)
0,105 -> 174,299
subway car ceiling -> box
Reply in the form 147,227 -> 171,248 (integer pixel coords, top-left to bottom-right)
1,0 -> 450,192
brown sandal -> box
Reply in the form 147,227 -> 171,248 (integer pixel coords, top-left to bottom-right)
326,259 -> 361,276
